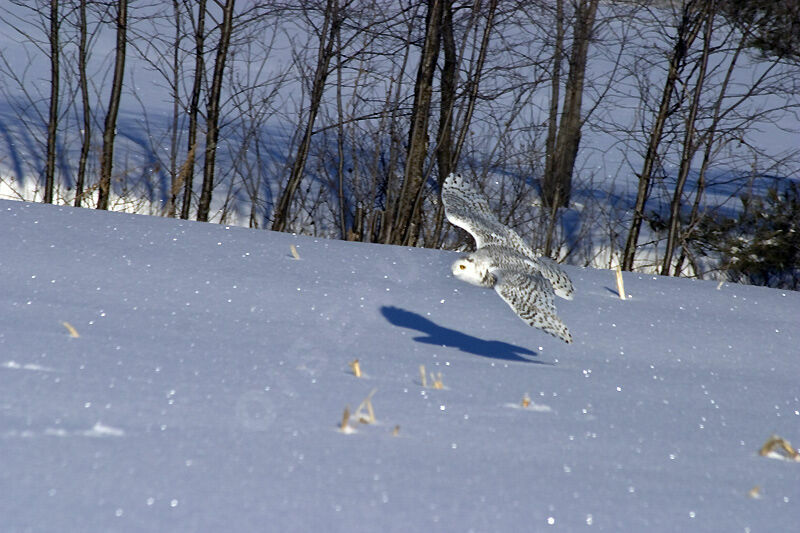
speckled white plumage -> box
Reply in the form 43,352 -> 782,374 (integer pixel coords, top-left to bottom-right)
443,173 -> 573,343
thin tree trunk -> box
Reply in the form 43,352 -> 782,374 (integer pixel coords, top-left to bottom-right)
376,31 -> 413,244
432,0 -> 498,248
97,0 -> 127,211
181,0 -> 206,220
74,0 -> 91,208
451,0 -> 497,167
335,15 -> 347,239
436,0 -> 456,183
196,0 -> 235,222
167,0 -> 182,217
430,0 -> 456,248
345,59 -> 366,239
44,0 -> 59,204
542,0 -> 565,256
542,0 -> 599,258
544,0 -> 564,187
272,0 -> 340,232
675,154 -> 706,277
677,21 -> 744,275
661,6 -> 714,275
389,0 -> 443,246
543,0 -> 598,212
621,1 -> 704,270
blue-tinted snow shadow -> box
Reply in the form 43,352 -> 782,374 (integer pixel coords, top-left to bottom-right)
604,286 -> 622,297
380,306 -> 550,364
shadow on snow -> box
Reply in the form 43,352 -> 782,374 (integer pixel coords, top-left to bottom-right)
380,305 -> 550,364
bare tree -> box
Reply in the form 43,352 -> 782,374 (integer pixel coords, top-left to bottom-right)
542,0 -> 598,211
451,0 -> 498,171
386,0 -> 443,246
97,0 -> 128,210
43,0 -> 60,204
542,0 -> 599,257
620,0 -> 705,270
180,0 -> 207,220
73,0 -> 92,207
333,11 -> 349,239
224,17 -> 285,228
124,1 -> 189,216
660,4 -> 715,275
435,0 -> 456,184
0,1 -> 70,203
166,0 -> 186,217
271,0 -> 343,232
430,0 -> 499,248
668,1 -> 800,276
196,0 -> 235,222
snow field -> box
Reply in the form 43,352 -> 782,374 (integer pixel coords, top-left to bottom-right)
0,199 -> 798,532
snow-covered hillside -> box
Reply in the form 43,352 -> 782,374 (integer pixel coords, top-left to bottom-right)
1,199 -> 798,532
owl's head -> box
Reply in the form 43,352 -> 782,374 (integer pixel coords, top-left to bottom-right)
451,256 -> 489,287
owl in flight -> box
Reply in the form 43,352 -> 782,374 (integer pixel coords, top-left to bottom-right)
442,173 -> 574,344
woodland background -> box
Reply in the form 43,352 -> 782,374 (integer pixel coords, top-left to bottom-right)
1,0 -> 798,287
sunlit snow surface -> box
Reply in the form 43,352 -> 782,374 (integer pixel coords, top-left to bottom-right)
1,200 -> 798,532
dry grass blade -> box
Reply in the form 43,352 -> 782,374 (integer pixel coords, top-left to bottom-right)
759,435 -> 799,461
338,405 -> 354,433
615,266 -> 626,300
61,321 -> 80,338
354,388 -> 378,424
348,359 -> 362,378
521,393 -> 531,408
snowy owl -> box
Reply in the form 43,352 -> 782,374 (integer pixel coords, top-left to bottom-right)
442,173 -> 574,344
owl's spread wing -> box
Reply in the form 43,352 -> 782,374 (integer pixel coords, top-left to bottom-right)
527,256 -> 575,301
442,173 -> 519,249
493,269 -> 572,344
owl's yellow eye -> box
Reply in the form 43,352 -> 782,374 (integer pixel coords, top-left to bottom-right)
459,264 -> 466,270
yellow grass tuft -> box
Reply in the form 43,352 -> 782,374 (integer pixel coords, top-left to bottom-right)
419,364 -> 444,389
759,435 -> 800,461
348,359 -> 362,378
615,266 -> 627,300
392,425 -> 400,437
338,406 -> 355,433
521,393 -> 532,408
61,321 -> 80,338
289,244 -> 301,260
354,388 -> 377,424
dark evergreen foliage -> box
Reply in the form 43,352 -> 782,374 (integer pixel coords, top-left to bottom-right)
719,0 -> 800,61
693,180 -> 800,289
